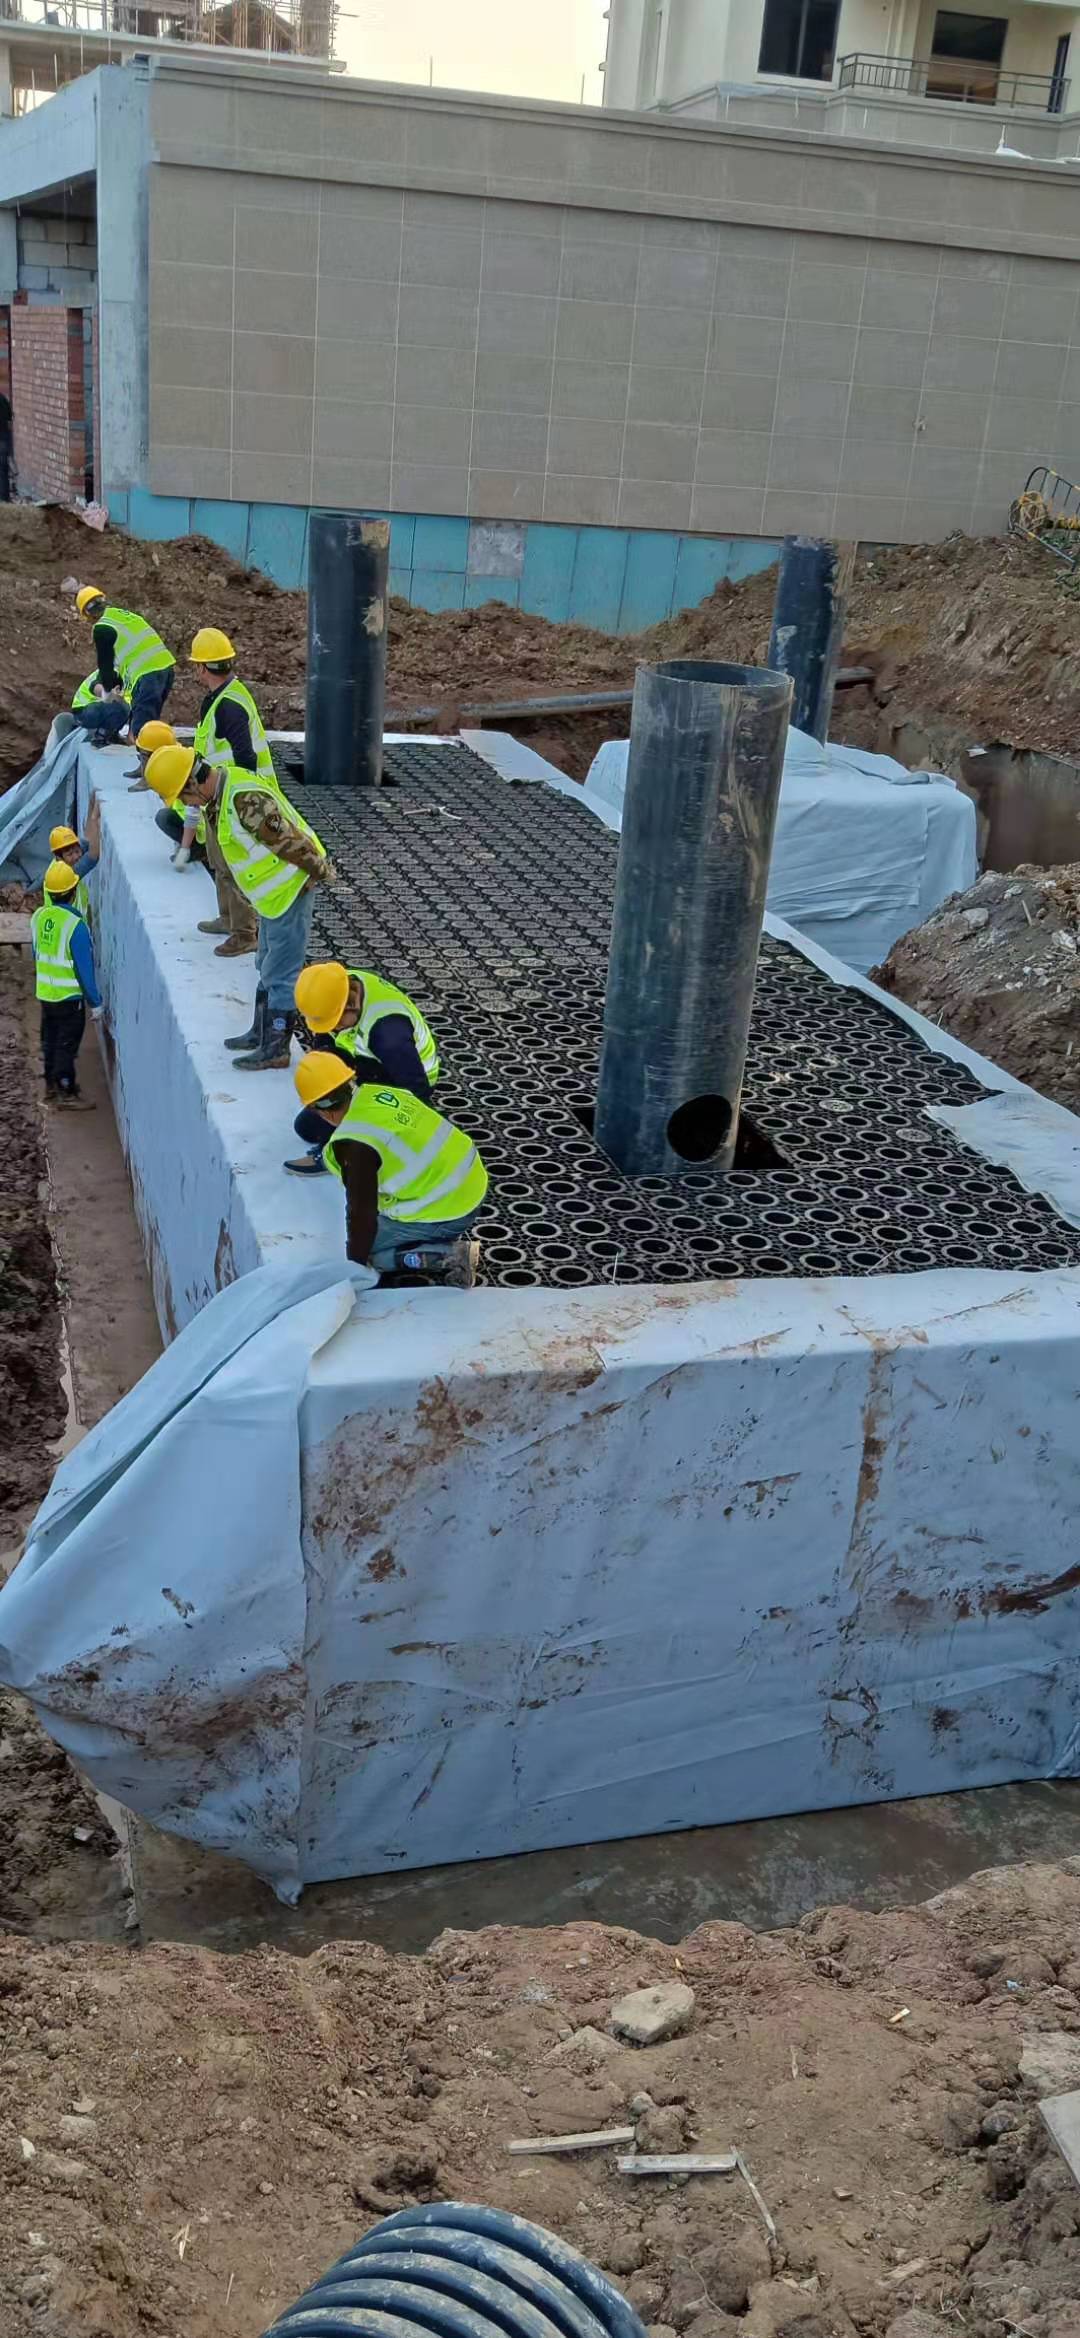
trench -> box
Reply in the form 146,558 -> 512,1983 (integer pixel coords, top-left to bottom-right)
4,717 -> 1080,1956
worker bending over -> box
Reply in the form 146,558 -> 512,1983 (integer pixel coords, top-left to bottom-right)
286,961 -> 439,1175
49,794 -> 100,920
293,1053 -> 486,1286
72,587 -> 175,749
184,626 -> 276,955
31,860 -> 102,1109
145,743 -> 331,1069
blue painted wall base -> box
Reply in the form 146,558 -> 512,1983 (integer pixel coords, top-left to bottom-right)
109,489 -> 779,633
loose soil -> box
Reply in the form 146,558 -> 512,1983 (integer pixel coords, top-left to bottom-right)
3,1863 -> 1080,2338
3,508 -> 1079,793
873,864 -> 1080,1110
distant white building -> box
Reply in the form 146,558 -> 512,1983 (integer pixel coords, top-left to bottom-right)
602,1 -> 1080,123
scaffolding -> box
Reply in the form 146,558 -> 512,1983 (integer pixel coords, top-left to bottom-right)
0,0 -> 339,66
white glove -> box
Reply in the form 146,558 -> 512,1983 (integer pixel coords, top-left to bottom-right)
91,1006 -> 104,1023
172,845 -> 191,870
92,683 -> 107,699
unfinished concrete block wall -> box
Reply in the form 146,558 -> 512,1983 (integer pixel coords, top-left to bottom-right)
10,303 -> 87,501
17,211 -> 97,304
141,59 -> 1080,546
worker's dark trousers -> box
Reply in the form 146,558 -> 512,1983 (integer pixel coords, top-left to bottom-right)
41,998 -> 85,1094
75,664 -> 176,744
0,441 -> 11,502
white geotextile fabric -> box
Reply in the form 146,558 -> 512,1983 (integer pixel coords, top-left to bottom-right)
583,726 -> 977,974
0,730 -> 83,887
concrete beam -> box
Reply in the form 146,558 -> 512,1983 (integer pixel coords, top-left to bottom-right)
0,70 -> 95,205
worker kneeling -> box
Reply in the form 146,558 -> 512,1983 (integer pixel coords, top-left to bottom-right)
286,960 -> 439,1174
294,1052 -> 486,1287
145,741 -> 330,1068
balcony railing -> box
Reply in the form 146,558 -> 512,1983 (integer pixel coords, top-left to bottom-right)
838,52 -> 1070,114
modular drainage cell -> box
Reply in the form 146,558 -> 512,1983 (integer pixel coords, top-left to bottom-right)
277,742 -> 1080,1291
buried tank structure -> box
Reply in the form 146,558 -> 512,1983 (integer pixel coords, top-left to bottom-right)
1,548 -> 1080,1906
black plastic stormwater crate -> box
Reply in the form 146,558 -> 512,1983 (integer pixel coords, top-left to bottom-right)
279,741 -> 1080,1292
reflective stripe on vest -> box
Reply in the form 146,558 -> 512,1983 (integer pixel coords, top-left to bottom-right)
71,670 -> 99,709
101,605 -> 173,688
324,1084 -> 488,1225
336,970 -> 440,1084
31,904 -> 83,1002
216,773 -> 324,918
193,677 -> 280,794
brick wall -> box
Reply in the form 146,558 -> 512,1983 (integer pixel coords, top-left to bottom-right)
11,305 -> 87,502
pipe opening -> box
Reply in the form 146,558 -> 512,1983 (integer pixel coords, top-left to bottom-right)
666,1095 -> 733,1163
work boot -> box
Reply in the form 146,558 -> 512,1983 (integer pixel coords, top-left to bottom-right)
236,1009 -> 295,1071
127,776 -> 149,792
283,1147 -> 328,1176
198,916 -> 229,935
225,986 -> 268,1051
57,1092 -> 96,1112
215,935 -> 257,958
441,1236 -> 480,1289
43,1081 -> 57,1102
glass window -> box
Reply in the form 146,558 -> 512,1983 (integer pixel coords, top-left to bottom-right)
759,0 -> 841,81
930,12 -> 1007,67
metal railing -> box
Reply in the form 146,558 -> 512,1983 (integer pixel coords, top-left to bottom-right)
1010,468 -> 1080,571
838,52 -> 1070,114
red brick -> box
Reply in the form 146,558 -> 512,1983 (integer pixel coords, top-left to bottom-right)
11,306 -> 89,501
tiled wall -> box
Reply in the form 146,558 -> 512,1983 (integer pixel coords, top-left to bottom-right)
141,63 -> 1080,546
16,211 -> 97,306
107,485 -> 780,628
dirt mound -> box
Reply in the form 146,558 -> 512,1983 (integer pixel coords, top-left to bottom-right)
872,865 -> 1080,1109
2,1862 -> 1080,2338
4,508 -> 1079,795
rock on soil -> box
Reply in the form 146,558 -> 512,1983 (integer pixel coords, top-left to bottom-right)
610,1980 -> 696,2045
872,865 -> 1080,1109
3,1862 -> 1080,2338
3,508 -> 1080,794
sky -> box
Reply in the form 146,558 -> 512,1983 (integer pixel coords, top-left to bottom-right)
340,0 -> 611,106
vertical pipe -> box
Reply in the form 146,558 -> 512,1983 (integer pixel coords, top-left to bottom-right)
766,535 -> 855,744
594,658 -> 791,1180
306,513 -> 390,787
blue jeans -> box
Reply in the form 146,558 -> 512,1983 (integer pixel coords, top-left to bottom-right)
256,885 -> 314,1014
75,664 -> 174,743
371,1208 -> 481,1272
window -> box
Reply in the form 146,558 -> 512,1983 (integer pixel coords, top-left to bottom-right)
927,10 -> 1007,104
758,0 -> 841,82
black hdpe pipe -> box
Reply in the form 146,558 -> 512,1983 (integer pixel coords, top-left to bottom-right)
594,658 -> 791,1180
766,535 -> 854,744
306,512 -> 390,786
261,2203 -> 650,2338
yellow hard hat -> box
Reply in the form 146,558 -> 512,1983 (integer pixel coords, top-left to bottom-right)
49,825 -> 80,851
136,718 -> 176,753
76,585 -> 106,617
145,742 -> 196,807
190,627 -> 236,664
294,1052 -> 353,1108
295,961 -> 351,1032
44,858 -> 79,895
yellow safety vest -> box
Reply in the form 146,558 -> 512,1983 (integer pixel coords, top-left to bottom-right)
31,902 -> 83,1002
216,773 -> 324,919
336,971 -> 440,1085
324,1084 -> 488,1224
194,677 -> 280,794
73,875 -> 90,921
99,605 -> 173,689
72,670 -> 102,709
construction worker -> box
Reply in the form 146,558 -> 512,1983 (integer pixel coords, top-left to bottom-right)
286,963 -> 440,1175
145,742 -> 331,1069
72,586 -> 175,748
129,716 -> 177,794
31,859 -> 102,1109
180,627 -> 270,955
49,795 -> 101,920
72,669 -> 127,718
293,1053 -> 486,1286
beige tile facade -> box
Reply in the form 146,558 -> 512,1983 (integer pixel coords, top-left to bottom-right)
146,63 -> 1080,541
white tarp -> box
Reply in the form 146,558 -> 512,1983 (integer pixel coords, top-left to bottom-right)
583,727 -> 977,974
0,730 -> 83,887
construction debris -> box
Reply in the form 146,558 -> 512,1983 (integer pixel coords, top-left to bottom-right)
616,2153 -> 737,2176
507,2129 -> 636,2156
609,1981 -> 696,2045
